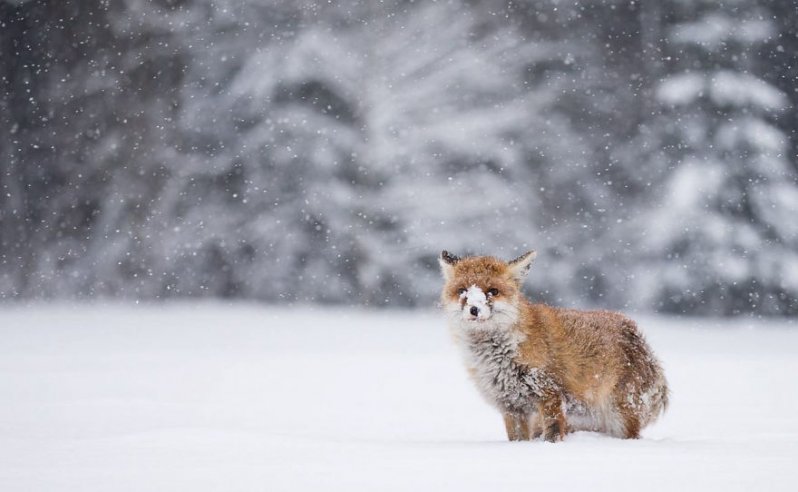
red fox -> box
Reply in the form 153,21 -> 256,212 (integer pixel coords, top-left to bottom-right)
439,250 -> 668,442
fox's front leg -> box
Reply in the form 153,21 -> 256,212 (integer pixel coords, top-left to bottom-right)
538,395 -> 566,442
528,411 -> 543,439
502,413 -> 530,441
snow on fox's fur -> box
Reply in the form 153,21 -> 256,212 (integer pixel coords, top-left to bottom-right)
439,250 -> 668,442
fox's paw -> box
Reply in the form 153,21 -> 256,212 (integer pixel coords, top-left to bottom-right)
543,421 -> 564,442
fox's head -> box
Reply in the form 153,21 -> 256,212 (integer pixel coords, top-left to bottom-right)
438,250 -> 536,328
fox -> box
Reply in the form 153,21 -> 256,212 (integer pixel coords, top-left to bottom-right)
439,249 -> 668,442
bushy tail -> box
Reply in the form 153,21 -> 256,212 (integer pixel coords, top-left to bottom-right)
638,362 -> 669,429
620,319 -> 669,427
651,372 -> 670,419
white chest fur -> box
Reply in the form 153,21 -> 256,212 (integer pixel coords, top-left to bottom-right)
451,323 -> 551,414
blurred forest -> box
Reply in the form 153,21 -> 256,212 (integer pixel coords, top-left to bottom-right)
1,0 -> 797,315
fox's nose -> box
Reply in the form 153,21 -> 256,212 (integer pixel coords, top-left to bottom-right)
470,306 -> 479,317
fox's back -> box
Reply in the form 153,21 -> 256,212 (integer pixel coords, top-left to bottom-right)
518,303 -> 666,423
515,304 -> 625,398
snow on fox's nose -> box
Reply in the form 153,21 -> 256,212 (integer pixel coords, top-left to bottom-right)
464,285 -> 490,319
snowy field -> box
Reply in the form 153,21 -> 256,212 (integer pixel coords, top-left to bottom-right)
1,304 -> 797,491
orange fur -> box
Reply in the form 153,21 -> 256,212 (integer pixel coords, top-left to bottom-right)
440,252 -> 668,442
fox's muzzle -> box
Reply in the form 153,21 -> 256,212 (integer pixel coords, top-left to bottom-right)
462,285 -> 491,321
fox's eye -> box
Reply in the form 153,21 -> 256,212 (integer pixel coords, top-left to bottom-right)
457,288 -> 467,295
488,288 -> 499,296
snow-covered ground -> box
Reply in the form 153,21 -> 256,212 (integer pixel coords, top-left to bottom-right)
1,304 -> 796,491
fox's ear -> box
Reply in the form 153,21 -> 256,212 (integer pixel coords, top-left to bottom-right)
438,250 -> 460,281
508,250 -> 537,283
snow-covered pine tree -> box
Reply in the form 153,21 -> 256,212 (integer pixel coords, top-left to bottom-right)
502,0 -> 648,308
342,1 -> 553,306
151,0 -> 366,302
633,0 -> 798,315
